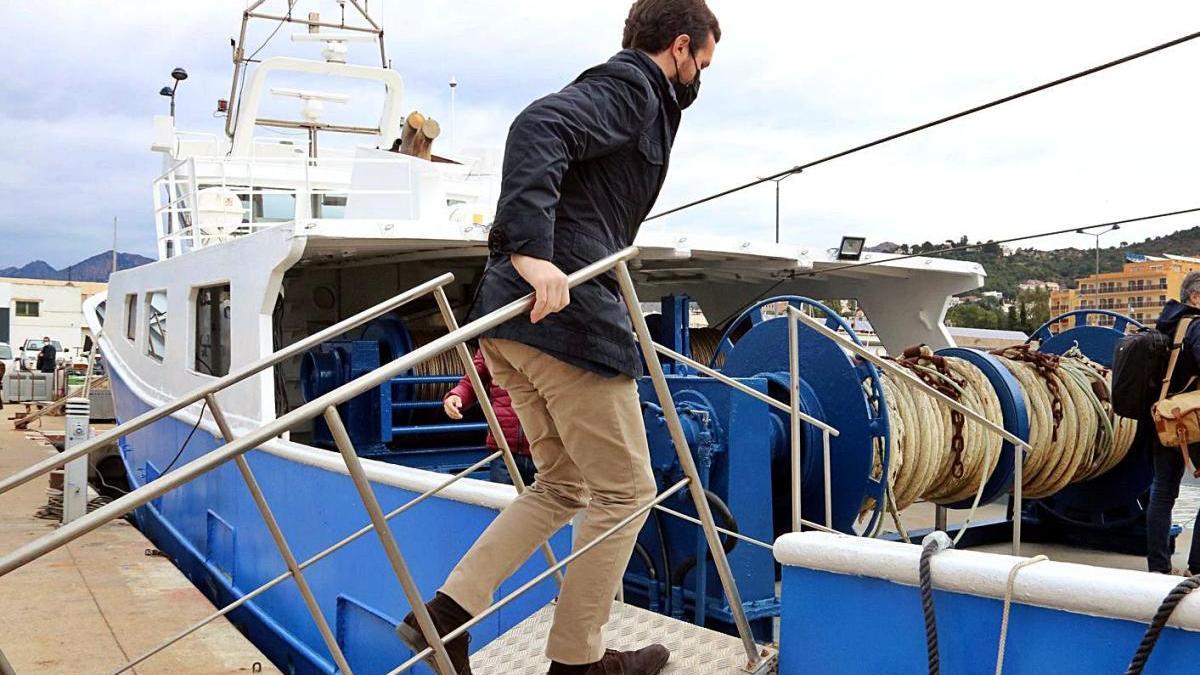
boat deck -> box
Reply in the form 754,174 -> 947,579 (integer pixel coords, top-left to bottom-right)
474,600 -> 774,674
0,421 -> 277,675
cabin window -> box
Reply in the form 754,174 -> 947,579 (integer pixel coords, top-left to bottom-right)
195,284 -> 231,377
125,294 -> 138,341
14,301 -> 39,317
238,192 -> 296,224
145,290 -> 168,362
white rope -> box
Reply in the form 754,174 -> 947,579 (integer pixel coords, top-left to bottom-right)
995,554 -> 1049,675
875,344 -> 1136,538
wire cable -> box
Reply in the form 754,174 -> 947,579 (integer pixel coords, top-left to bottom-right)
707,204 -> 1200,329
645,28 -> 1200,223
160,399 -> 208,475
228,0 -> 296,154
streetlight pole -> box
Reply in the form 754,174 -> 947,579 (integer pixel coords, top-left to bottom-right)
764,171 -> 801,244
1076,224 -> 1120,276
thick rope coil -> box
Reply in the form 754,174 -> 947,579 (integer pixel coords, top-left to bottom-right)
1125,574 -> 1200,675
874,341 -> 1136,534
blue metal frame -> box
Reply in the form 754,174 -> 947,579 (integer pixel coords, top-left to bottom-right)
1029,309 -> 1143,368
714,297 -> 891,534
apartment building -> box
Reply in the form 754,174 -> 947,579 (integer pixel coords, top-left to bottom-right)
1047,255 -> 1200,333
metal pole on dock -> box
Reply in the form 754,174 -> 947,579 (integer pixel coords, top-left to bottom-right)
62,398 -> 90,524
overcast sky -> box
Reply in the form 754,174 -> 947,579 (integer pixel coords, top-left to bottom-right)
3,1 -> 1200,268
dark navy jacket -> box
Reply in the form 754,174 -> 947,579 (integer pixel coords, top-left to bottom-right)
1155,300 -> 1200,392
471,49 -> 681,378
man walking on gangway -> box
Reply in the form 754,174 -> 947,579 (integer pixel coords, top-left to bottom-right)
398,1 -> 720,673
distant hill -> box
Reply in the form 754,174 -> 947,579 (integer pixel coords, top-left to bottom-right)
888,226 -> 1200,298
0,250 -> 154,283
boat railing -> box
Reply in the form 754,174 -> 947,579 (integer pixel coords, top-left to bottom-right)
0,246 -> 808,674
153,149 -> 497,258
0,245 -> 1033,674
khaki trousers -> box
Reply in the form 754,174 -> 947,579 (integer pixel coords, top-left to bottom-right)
440,338 -> 657,665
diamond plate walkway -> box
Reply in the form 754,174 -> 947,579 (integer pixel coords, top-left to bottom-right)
472,601 -> 777,675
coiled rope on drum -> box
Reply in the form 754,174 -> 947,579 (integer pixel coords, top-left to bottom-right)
879,342 -> 1138,533
883,347 -> 1003,512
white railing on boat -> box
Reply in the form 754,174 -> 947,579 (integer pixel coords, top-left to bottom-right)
0,247 -> 813,675
152,146 -> 498,259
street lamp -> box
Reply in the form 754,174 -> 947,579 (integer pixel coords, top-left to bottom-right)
763,170 -> 802,244
1076,224 -> 1120,276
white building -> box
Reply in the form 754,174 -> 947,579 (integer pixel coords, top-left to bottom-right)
981,290 -> 1004,301
0,278 -> 106,358
1018,279 -> 1061,292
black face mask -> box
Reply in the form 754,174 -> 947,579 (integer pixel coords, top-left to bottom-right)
673,50 -> 701,110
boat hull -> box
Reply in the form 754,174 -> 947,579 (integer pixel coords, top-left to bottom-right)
109,369 -> 565,674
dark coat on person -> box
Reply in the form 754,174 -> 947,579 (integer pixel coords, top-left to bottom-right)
445,349 -> 529,455
1155,300 -> 1200,394
36,344 -> 56,373
471,49 -> 682,378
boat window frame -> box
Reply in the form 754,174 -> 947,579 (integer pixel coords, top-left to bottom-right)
192,282 -> 232,378
125,294 -> 139,343
144,289 -> 168,363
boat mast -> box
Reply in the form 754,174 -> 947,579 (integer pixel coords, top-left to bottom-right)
223,0 -> 387,141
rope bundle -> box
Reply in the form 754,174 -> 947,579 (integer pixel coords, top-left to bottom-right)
884,347 -> 1004,509
880,342 -> 1138,516
990,345 -> 1137,498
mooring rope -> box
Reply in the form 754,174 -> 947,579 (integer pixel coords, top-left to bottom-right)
994,555 -> 1048,675
919,531 -> 954,675
1125,574 -> 1200,675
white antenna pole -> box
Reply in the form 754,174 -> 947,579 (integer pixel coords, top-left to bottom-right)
111,217 -> 118,277
449,75 -> 458,152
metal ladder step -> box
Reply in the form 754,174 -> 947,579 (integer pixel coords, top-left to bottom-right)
472,601 -> 777,674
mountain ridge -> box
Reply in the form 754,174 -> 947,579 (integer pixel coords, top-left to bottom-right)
0,250 -> 154,283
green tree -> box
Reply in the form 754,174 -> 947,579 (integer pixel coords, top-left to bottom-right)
947,303 -> 1002,329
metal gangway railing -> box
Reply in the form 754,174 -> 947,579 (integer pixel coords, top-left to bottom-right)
0,246 -> 843,675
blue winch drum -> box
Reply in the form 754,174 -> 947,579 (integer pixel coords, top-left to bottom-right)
715,296 -> 891,534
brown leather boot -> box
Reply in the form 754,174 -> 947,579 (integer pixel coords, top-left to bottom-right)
548,645 -> 670,675
396,592 -> 473,674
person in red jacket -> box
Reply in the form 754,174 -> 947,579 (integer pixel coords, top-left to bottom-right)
443,348 -> 536,486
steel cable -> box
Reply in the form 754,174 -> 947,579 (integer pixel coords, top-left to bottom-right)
646,28 -> 1200,223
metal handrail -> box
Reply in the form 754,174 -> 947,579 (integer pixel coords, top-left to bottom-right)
110,448 -> 508,674
0,248 -> 633,572
1,245 -> 775,674
0,273 -> 454,498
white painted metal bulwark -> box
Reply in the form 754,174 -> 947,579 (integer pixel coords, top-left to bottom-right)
94,226 -> 305,429
774,532 -> 1200,631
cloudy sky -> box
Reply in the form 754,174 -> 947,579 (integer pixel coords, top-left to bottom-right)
3,1 -> 1200,269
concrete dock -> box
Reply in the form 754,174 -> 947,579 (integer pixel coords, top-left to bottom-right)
0,421 -> 278,674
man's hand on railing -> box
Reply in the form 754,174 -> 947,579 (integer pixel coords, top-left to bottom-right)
511,254 -> 569,323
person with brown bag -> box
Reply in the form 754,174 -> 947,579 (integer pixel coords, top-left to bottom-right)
1145,271 -> 1200,575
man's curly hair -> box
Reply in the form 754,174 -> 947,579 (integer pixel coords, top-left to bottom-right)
622,0 -> 721,53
